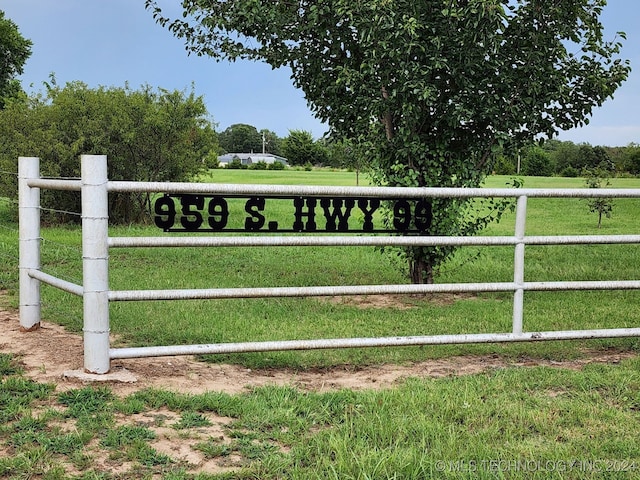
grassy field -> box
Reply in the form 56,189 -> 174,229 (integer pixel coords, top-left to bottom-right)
1,171 -> 640,368
1,170 -> 640,478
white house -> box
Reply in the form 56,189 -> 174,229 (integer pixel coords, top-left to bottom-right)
217,153 -> 289,167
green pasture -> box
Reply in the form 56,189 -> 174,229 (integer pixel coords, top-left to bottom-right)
2,170 -> 640,478
1,171 -> 639,368
196,168 -> 367,186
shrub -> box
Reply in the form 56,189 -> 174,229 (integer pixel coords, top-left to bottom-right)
0,82 -> 218,224
560,166 -> 579,177
268,161 -> 285,170
251,161 -> 268,170
227,158 -> 244,169
493,155 -> 516,175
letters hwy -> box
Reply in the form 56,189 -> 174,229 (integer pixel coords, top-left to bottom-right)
155,194 -> 432,233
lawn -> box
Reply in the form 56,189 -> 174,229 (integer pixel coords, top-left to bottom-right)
1,169 -> 640,478
2,351 -> 640,479
1,170 -> 639,368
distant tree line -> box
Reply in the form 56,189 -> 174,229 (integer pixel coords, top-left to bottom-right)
494,139 -> 640,177
219,122 -> 640,180
220,124 -> 640,181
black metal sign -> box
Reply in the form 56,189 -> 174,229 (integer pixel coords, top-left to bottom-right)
154,194 -> 432,233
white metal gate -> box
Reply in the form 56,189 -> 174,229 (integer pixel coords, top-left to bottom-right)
18,155 -> 640,374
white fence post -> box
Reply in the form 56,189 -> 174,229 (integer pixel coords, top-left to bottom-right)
512,195 -> 528,335
18,157 -> 41,331
81,155 -> 110,373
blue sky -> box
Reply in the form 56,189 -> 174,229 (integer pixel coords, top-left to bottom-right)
1,0 -> 638,145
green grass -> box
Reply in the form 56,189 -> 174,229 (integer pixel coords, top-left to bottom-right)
196,167 -> 367,186
1,171 -> 640,368
1,170 -> 640,477
1,352 -> 640,478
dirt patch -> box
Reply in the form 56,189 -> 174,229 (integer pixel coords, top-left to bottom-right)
320,292 -> 479,309
1,304 -> 636,397
117,409 -> 239,475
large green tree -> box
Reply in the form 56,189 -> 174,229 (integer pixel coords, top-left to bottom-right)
0,11 -> 32,109
0,81 -> 218,223
628,147 -> 640,175
521,145 -> 554,177
550,141 -> 582,176
282,129 -> 328,166
218,123 -> 262,153
147,0 -> 630,283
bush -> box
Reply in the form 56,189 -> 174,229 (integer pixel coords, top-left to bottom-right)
203,152 -> 220,169
560,166 -> 579,177
521,146 -> 554,177
226,158 -> 244,169
627,149 -> 640,175
268,161 -> 285,170
250,161 -> 268,170
0,82 -> 218,224
493,155 -> 516,175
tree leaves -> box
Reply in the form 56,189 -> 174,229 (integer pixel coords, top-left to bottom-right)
146,0 -> 630,282
0,11 -> 32,109
0,82 -> 218,223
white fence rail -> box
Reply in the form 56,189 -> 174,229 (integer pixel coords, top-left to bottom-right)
18,155 -> 640,374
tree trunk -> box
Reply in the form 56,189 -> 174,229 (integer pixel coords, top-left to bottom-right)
380,86 -> 394,141
409,257 -> 434,284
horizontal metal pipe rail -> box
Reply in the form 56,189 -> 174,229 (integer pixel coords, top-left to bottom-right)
27,178 -> 82,191
106,180 -> 638,198
28,176 -> 639,198
107,280 -> 640,302
18,155 -> 640,374
27,269 -> 83,297
111,328 -> 640,360
107,234 -> 640,248
109,282 -> 516,302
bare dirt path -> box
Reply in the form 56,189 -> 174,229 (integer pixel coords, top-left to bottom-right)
1,306 -> 636,396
